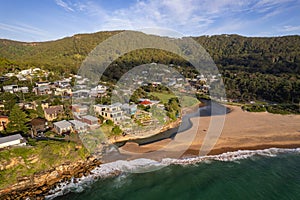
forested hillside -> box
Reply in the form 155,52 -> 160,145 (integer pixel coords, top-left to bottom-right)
0,31 -> 299,105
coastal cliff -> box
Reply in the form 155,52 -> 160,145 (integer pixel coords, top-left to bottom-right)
0,156 -> 101,200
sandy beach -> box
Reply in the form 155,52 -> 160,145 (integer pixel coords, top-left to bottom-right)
117,106 -> 300,160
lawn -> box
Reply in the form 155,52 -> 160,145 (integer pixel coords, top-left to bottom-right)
150,92 -> 200,108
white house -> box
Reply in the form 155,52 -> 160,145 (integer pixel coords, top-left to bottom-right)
94,103 -> 124,122
0,134 -> 26,149
53,120 -> 72,134
3,85 -> 18,93
19,69 -> 32,75
69,120 -> 88,133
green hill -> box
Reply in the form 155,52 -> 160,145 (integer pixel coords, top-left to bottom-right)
0,31 -> 299,105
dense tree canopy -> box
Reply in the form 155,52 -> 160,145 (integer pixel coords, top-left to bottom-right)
0,31 -> 299,104
6,105 -> 29,134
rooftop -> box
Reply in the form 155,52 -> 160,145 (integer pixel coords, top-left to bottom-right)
53,120 -> 72,129
0,134 -> 23,144
69,120 -> 87,128
30,118 -> 47,126
140,100 -> 152,105
82,115 -> 99,122
44,105 -> 63,115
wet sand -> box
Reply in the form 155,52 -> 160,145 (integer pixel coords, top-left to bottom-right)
118,106 -> 300,160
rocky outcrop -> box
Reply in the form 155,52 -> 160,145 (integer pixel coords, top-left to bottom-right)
0,156 -> 101,200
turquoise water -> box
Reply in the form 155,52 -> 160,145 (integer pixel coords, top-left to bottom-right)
53,151 -> 300,200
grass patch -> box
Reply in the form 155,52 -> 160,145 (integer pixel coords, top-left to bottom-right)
150,92 -> 199,108
150,92 -> 176,104
0,140 -> 89,189
100,123 -> 115,137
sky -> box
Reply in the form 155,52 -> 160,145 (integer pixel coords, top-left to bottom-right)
0,0 -> 300,42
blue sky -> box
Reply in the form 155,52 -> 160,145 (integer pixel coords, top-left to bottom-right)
0,0 -> 300,41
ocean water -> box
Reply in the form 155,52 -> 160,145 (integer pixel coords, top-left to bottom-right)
49,148 -> 300,200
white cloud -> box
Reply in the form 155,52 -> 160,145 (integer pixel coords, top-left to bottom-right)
53,0 -> 299,37
282,25 -> 300,32
0,22 -> 47,37
55,0 -> 74,12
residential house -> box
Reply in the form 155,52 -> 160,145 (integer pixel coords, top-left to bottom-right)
30,118 -> 48,135
0,134 -> 26,149
19,102 -> 36,110
32,68 -> 41,73
81,115 -> 99,129
33,85 -> 52,95
69,120 -> 88,133
41,102 -> 49,110
76,78 -> 89,85
94,103 -> 124,122
55,79 -> 71,88
72,90 -> 90,98
0,116 -> 9,131
121,103 -> 137,115
44,105 -> 64,121
4,73 -> 14,77
16,74 -> 27,81
54,87 -> 72,96
3,85 -> 18,93
19,69 -> 32,75
53,120 -> 72,134
139,100 -> 153,106
17,87 -> 29,93
90,85 -> 107,97
0,76 -> 9,82
71,104 -> 88,116
139,99 -> 160,107
35,82 -> 50,87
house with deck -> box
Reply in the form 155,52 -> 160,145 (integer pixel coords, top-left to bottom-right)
94,103 -> 124,123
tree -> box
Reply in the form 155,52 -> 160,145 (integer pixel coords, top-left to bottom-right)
112,125 -> 122,135
6,105 -> 29,134
36,103 -> 45,118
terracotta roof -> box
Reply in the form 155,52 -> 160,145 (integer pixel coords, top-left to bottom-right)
140,100 -> 152,105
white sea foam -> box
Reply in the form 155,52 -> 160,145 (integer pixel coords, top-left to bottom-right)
45,147 -> 300,199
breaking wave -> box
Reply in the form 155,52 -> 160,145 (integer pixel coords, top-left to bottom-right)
45,147 -> 300,200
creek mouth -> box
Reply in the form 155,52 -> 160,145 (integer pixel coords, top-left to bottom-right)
114,100 -> 230,147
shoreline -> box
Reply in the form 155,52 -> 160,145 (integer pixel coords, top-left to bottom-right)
118,104 -> 300,160
186,143 -> 300,156
1,103 -> 299,199
1,144 -> 300,199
